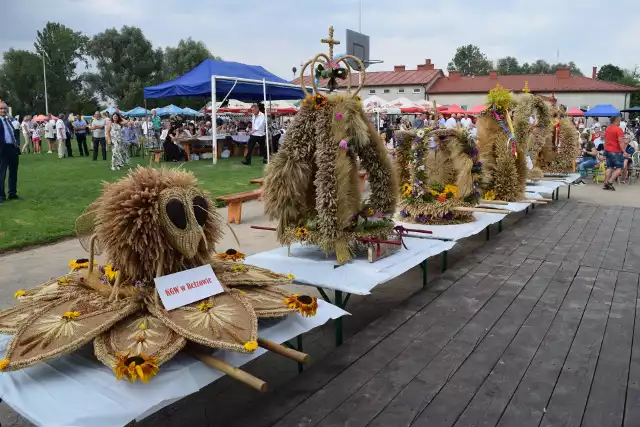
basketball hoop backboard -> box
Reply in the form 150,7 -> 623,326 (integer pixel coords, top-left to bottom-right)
346,29 -> 369,71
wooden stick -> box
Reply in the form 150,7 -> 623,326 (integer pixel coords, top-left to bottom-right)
186,349 -> 268,392
454,207 -> 511,214
88,235 -> 97,274
257,338 -> 310,364
479,199 -> 509,205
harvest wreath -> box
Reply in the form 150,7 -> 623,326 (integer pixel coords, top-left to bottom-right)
396,127 -> 489,224
260,27 -> 399,264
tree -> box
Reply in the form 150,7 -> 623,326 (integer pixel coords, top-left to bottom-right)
597,64 -> 625,82
86,26 -> 164,110
34,22 -> 88,114
447,44 -> 493,76
527,59 -> 552,74
496,56 -> 522,75
163,38 -> 219,80
0,49 -> 46,115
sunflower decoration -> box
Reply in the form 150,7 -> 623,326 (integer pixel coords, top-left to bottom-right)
401,183 -> 412,197
114,352 -> 159,383
483,190 -> 496,201
69,258 -> 96,270
285,294 -> 318,317
314,94 -> 327,108
215,249 -> 246,262
0,167 -> 317,386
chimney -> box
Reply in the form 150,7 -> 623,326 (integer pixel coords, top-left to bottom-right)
449,70 -> 461,81
394,65 -> 406,73
425,59 -> 435,71
417,64 -> 427,71
489,70 -> 498,79
592,66 -> 597,79
556,66 -> 570,79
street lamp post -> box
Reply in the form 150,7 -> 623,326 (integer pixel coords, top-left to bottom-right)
41,52 -> 49,115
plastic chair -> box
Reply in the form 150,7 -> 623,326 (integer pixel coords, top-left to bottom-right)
593,162 -> 606,183
629,151 -> 640,184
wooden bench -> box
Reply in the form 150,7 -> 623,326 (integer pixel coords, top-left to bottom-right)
358,171 -> 367,192
216,189 -> 262,224
151,149 -> 164,163
249,177 -> 265,201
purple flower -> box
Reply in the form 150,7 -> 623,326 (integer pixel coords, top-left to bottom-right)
416,214 -> 430,223
469,147 -> 479,157
339,139 -> 348,149
335,112 -> 343,121
414,137 -> 421,143
473,161 -> 483,168
443,211 -> 454,220
400,209 -> 408,218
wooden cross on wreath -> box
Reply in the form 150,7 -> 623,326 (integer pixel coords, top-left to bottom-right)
321,26 -> 340,61
299,26 -> 366,96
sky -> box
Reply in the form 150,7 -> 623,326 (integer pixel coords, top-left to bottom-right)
3,0 -> 640,81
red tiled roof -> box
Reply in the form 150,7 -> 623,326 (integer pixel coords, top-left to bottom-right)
293,69 -> 442,88
428,73 -> 639,94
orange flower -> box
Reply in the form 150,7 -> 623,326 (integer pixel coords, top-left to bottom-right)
437,194 -> 447,202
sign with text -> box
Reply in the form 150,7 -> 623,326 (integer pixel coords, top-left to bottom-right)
154,264 -> 224,311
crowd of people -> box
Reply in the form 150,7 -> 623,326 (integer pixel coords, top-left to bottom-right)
576,116 -> 639,189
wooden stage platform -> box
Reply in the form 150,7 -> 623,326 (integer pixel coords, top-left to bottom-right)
226,201 -> 640,427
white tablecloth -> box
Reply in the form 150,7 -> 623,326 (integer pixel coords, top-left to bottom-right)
0,300 -> 346,427
231,135 -> 250,143
543,172 -> 581,184
395,212 -> 507,242
246,238 -> 455,295
478,201 -> 531,212
525,182 -> 562,195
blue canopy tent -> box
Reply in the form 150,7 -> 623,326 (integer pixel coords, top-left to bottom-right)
143,59 -> 308,164
157,104 -> 184,116
181,107 -> 203,117
621,106 -> 640,113
101,106 -> 117,115
584,104 -> 621,117
124,106 -> 150,117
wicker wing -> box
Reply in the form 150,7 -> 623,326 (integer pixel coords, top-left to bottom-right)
94,313 -> 186,368
75,202 -> 104,255
211,261 -> 292,287
236,286 -> 296,318
148,290 -> 258,353
0,300 -> 53,335
1,294 -> 140,371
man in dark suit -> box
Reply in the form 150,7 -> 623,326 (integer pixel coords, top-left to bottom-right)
0,101 -> 21,203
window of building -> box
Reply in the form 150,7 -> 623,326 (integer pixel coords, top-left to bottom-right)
369,89 -> 376,94
413,88 -> 421,93
383,89 -> 390,94
397,88 -> 405,94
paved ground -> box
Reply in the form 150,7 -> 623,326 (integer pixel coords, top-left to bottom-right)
0,178 -> 638,426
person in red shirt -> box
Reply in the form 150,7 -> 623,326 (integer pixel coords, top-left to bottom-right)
602,116 -> 627,190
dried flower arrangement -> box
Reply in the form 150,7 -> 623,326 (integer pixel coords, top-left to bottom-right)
0,167 -> 316,389
397,127 -> 483,224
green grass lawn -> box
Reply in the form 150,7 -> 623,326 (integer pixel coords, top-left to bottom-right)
0,143 -> 265,252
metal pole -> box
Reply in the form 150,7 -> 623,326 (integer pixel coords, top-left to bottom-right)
211,76 -> 218,165
263,78 -> 270,164
42,53 -> 49,115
